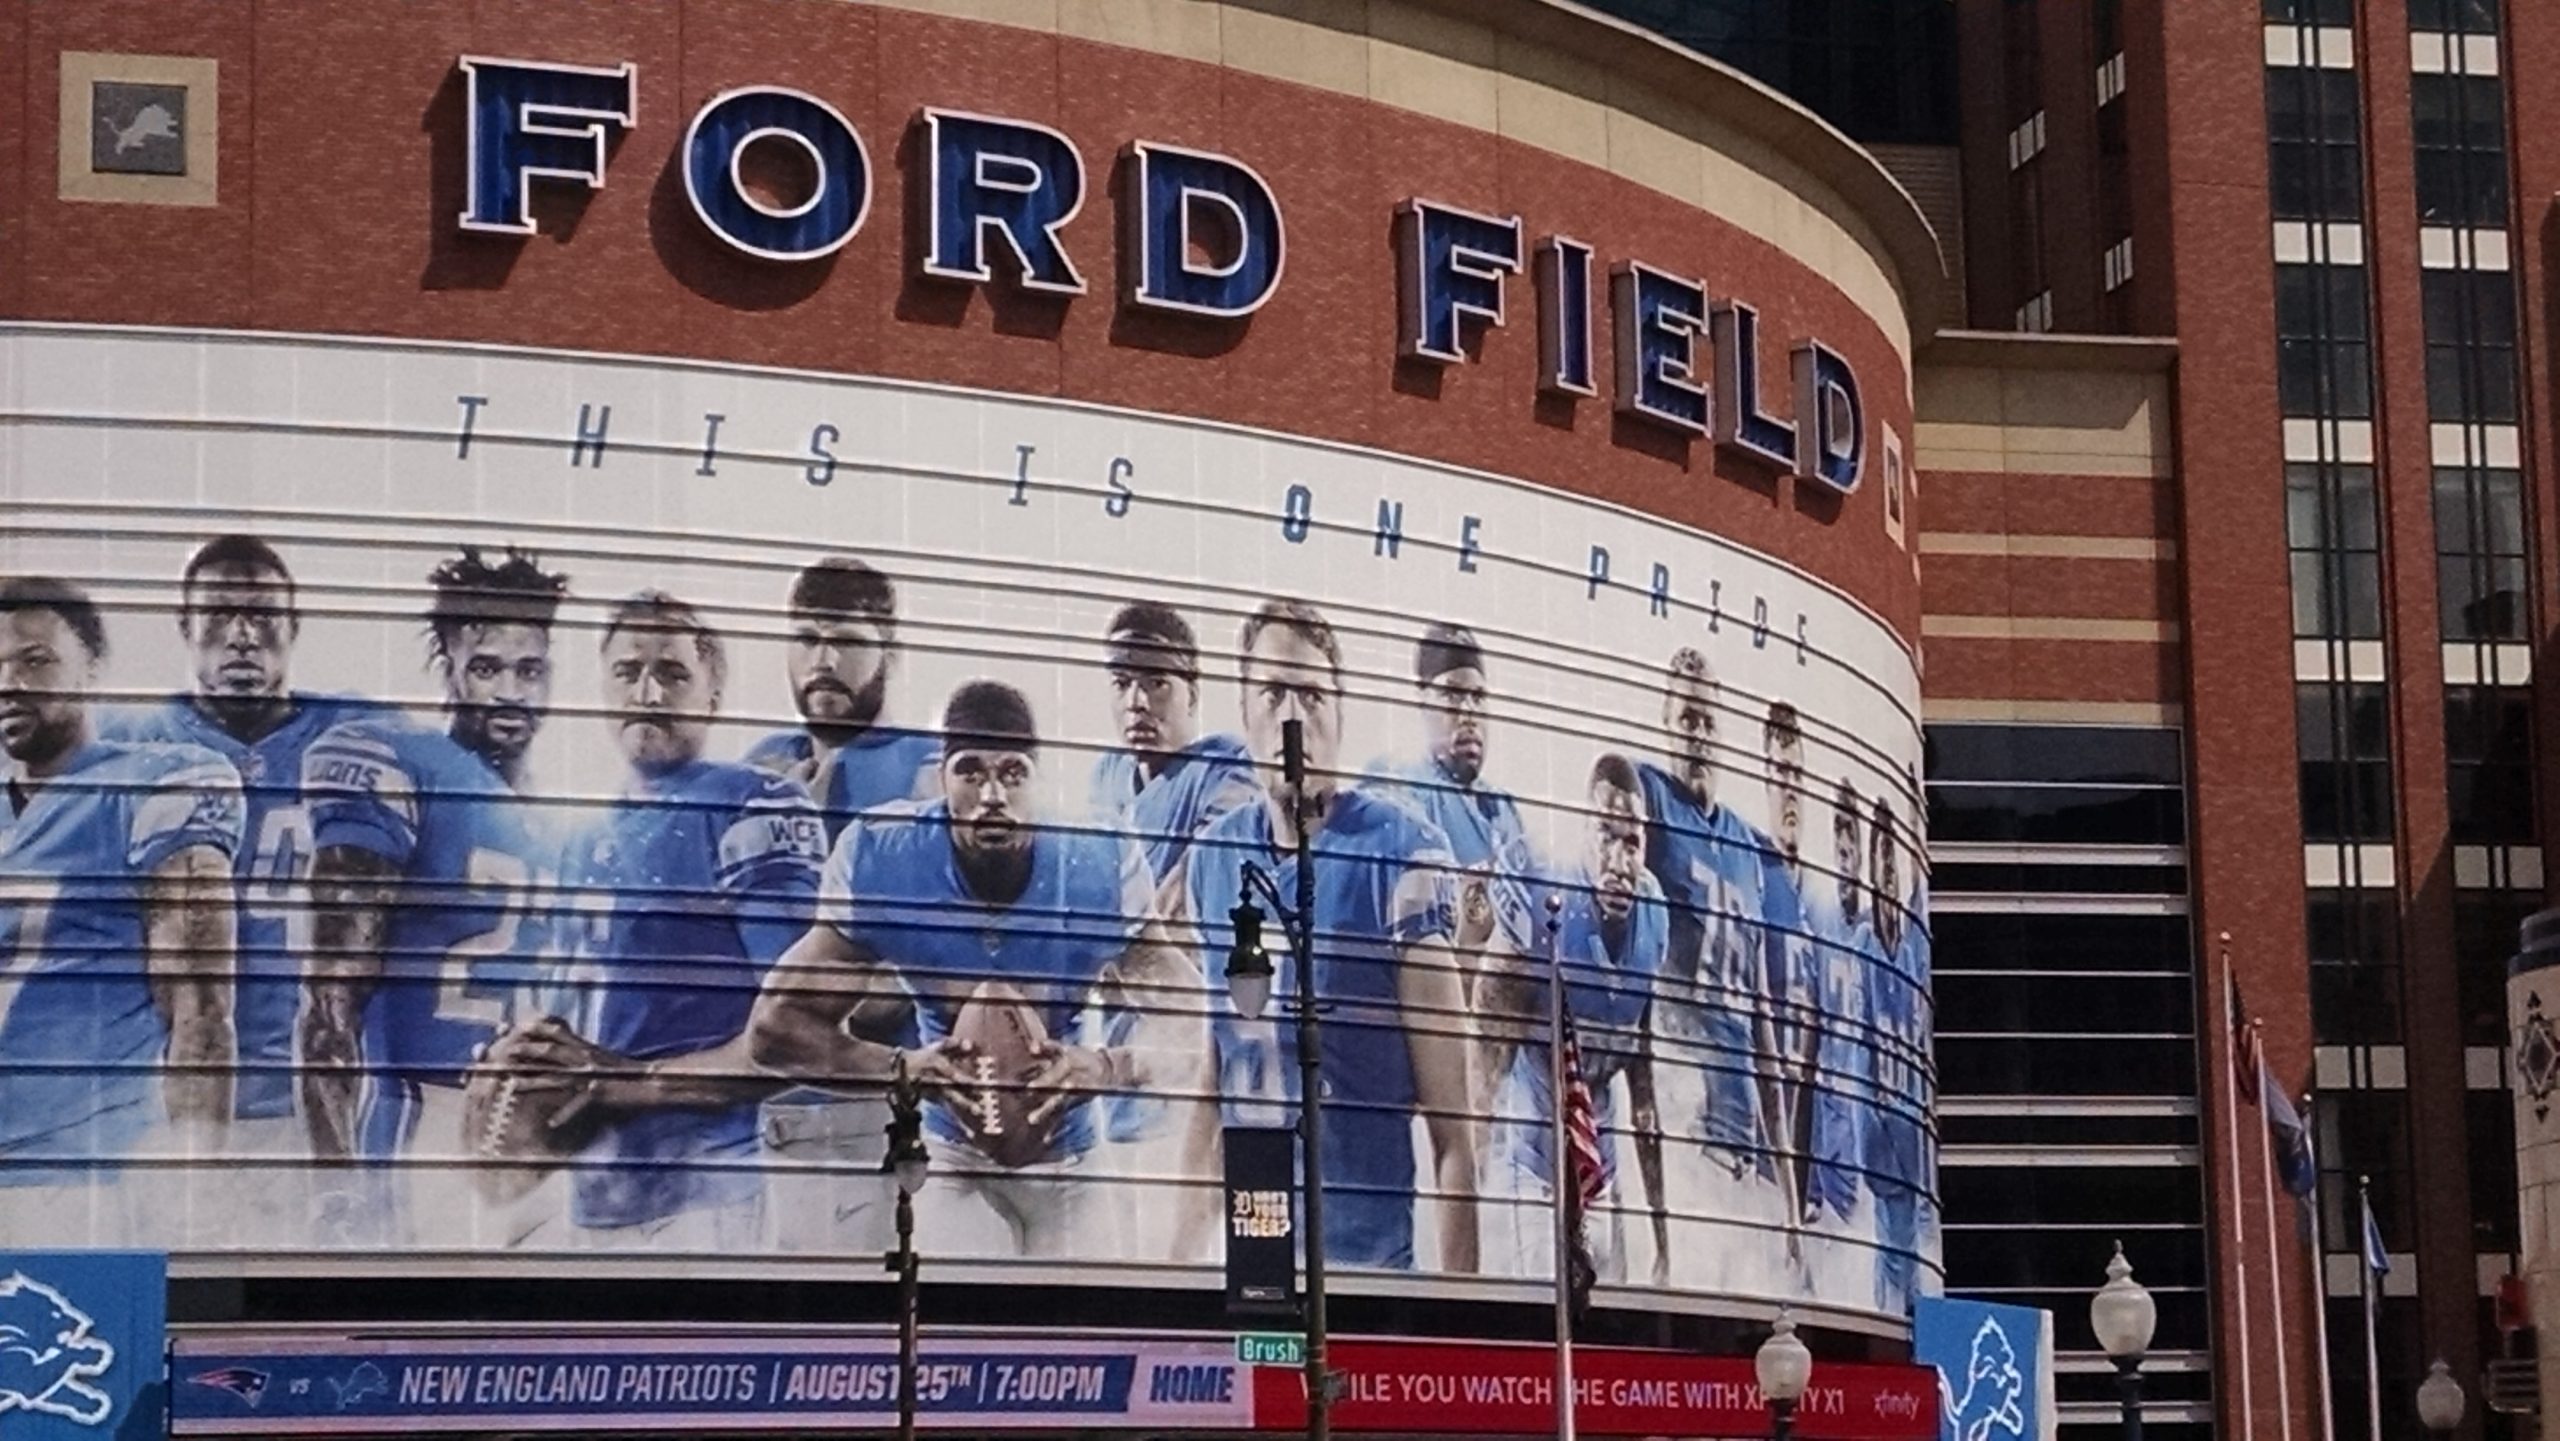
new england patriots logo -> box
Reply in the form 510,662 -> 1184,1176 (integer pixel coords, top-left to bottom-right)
189,1366 -> 272,1407
1938,1317 -> 2026,1441
0,1271 -> 118,1426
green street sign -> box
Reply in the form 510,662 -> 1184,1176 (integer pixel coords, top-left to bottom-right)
1237,1332 -> 1306,1366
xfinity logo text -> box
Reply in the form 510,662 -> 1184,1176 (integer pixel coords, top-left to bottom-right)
455,57 -> 1868,496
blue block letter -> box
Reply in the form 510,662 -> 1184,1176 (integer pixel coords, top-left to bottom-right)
684,87 -> 871,262
920,109 -> 1087,294
458,57 -> 636,236
1613,262 -> 1710,436
1397,200 -> 1523,363
1125,142 -> 1286,318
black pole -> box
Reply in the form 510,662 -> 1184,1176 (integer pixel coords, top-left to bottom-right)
1285,716 -> 1330,1441
896,1184 -> 919,1441
1772,1398 -> 1798,1441
2113,1356 -> 2143,1441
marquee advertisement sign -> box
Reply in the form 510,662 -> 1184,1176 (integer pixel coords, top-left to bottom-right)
0,323 -> 1933,1325
169,1331 -> 1939,1437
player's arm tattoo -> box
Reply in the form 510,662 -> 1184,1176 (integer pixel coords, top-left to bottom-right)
304,845 -> 396,1162
747,922 -> 912,1089
1400,937 -> 1481,1274
1628,1001 -> 1671,1278
143,842 -> 240,1135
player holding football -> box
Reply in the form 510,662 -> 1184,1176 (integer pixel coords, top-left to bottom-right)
745,557 -> 939,841
1804,778 -> 1875,1228
1486,754 -> 1668,1284
1087,601 -> 1255,888
1186,599 -> 1479,1273
1633,649 -> 1770,1208
531,591 -> 826,1248
1866,795 -> 1929,1313
298,548 -> 570,1244
0,578 -> 243,1247
101,537 -> 378,1157
1750,702 -> 1822,1262
749,680 -> 1193,1258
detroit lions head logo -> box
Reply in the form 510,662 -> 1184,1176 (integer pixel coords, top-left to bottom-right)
0,1271 -> 119,1426
1938,1318 -> 2024,1441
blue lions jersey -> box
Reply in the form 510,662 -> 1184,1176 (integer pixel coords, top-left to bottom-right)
825,800 -> 1153,1164
1359,755 -> 1539,956
1187,791 -> 1455,1270
1494,874 -> 1668,1189
1088,732 -> 1256,885
1634,762 -> 1768,1159
745,725 -> 938,844
1757,854 -> 1823,1075
558,760 -> 824,1229
102,692 -> 381,1120
302,719 -> 558,1160
1807,898 -> 1881,1220
1869,900 -> 1931,1189
0,741 -> 245,1182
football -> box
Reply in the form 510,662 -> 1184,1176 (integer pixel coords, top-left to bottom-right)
947,980 -> 1056,1169
459,1019 -> 610,1202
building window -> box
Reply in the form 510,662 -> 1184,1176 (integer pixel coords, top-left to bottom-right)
2103,237 -> 2135,292
2268,66 -> 2364,221
2434,465 -> 2525,639
2298,682 -> 2394,841
2268,0 -> 2357,21
2412,73 -> 2508,226
2015,290 -> 2054,334
2421,268 -> 2520,423
2409,0 -> 2499,35
2289,463 -> 2383,639
2454,890 -> 2537,1047
2444,685 -> 2535,843
2276,263 -> 2374,417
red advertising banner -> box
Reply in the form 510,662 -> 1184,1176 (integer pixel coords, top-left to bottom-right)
1250,1339 -> 1938,1439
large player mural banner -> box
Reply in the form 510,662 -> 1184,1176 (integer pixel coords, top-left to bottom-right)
0,325 -> 1934,1323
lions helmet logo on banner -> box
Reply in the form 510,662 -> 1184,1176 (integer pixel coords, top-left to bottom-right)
0,1252 -> 165,1439
1912,1298 -> 2053,1441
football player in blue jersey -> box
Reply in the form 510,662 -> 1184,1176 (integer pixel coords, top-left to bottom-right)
0,578 -> 244,1247
1633,648 -> 1769,1194
1486,754 -> 1669,1284
1184,599 -> 1479,1273
1866,794 -> 1928,1313
748,558 -> 942,1255
1805,777 -> 1873,1227
1752,702 -> 1822,1264
1087,601 -> 1254,889
1360,623 -> 1541,1026
744,557 -> 939,841
750,679 -> 1196,1259
298,548 -> 570,1245
100,536 -> 377,1161
530,591 -> 826,1249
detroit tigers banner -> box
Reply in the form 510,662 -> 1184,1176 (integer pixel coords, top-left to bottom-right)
0,324 -> 1934,1326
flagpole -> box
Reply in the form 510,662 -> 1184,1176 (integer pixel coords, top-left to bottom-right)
2221,944 -> 2258,1437
1546,899 -> 1576,1441
2305,1094 -> 2336,1441
2253,1019 -> 2296,1441
2358,1177 -> 2380,1441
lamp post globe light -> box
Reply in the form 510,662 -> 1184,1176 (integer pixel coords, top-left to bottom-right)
2090,1241 -> 2157,1441
884,1057 -> 930,1441
1220,717 -> 1333,1441
1755,1314 -> 1813,1441
2415,1360 -> 2465,1436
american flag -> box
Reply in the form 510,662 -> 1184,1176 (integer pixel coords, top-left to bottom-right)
1559,1014 -> 1607,1217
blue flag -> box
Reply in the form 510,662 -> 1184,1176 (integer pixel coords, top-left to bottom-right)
2360,1188 -> 2390,1277
2261,1064 -> 2318,1198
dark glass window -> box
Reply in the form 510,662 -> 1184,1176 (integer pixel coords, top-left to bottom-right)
2445,685 -> 2535,843
2308,888 -> 2402,1045
2267,67 -> 2365,222
2410,0 -> 2499,32
2435,466 -> 2526,639
1925,725 -> 2185,786
2288,463 -> 2384,638
1927,787 -> 2186,846
1928,911 -> 2193,973
2468,1089 -> 2520,1252
2412,73 -> 2509,227
2267,0 -> 2356,21
2422,268 -> 2520,423
2276,264 -> 2374,417
2315,1089 -> 2412,1251
1576,0 -> 1959,145
2455,890 -> 2537,1048
2298,683 -> 2395,840
1936,972 -> 2194,1038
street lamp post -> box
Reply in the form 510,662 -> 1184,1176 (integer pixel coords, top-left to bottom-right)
884,1057 -> 930,1441
1755,1313 -> 1813,1441
2090,1241 -> 2159,1441
1222,717 -> 1331,1441
2415,1359 -> 2465,1440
